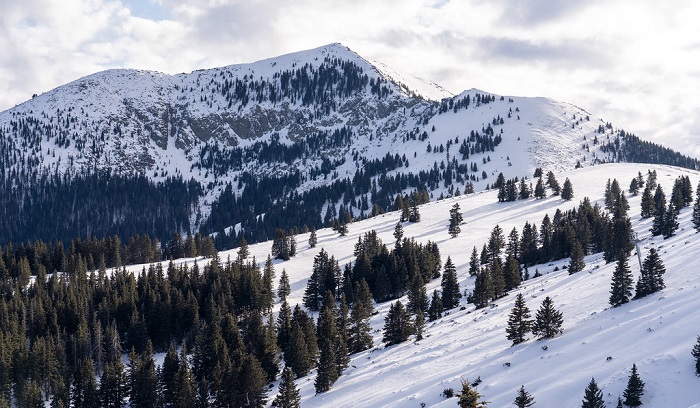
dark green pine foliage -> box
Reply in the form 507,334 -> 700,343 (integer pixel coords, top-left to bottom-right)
160,343 -> 180,407
514,384 -> 535,408
568,241 -> 585,274
273,367 -> 301,408
99,357 -> 129,408
285,305 -> 317,378
506,293 -> 532,345
441,256 -> 462,309
428,289 -> 444,321
308,227 -> 318,248
634,248 -> 666,299
691,335 -> 700,376
581,378 -> 605,408
457,377 -> 489,408
236,353 -> 268,408
609,252 -> 634,307
277,301 -> 293,351
336,294 -> 351,372
71,357 -> 98,408
640,185 -> 655,219
315,293 -> 340,393
622,364 -> 645,407
504,255 -> 522,291
382,300 -> 413,346
469,246 -> 480,276
651,185 -> 666,236
471,268 -> 493,309
662,200 -> 679,238
348,280 -> 374,354
278,269 -> 291,302
693,181 -> 700,231
128,343 -> 159,408
407,272 -> 429,315
534,178 -> 546,199
449,203 -> 463,238
532,296 -> 563,339
561,178 -> 574,200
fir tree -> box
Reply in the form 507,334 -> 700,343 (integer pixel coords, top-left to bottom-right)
469,246 -> 480,276
693,181 -> 700,231
634,248 -> 666,299
348,288 -> 373,354
513,384 -> 535,408
609,251 -> 634,307
441,256 -> 462,309
407,273 -> 429,315
382,300 -> 413,346
237,237 -> 250,262
273,367 -> 301,408
278,269 -> 291,301
622,364 -> 644,407
237,353 -> 268,407
277,301 -> 293,351
315,293 -> 340,393
457,377 -> 489,408
532,296 -> 563,339
449,203 -> 464,238
99,357 -> 128,408
581,378 -> 605,408
71,357 -> 98,408
640,186 -> 655,219
568,241 -> 585,274
428,289 -> 444,321
561,178 -> 574,200
691,335 -> 700,376
534,178 -> 546,199
506,293 -> 532,345
662,200 -> 679,238
308,227 -> 318,248
409,202 -> 421,223
393,222 -> 404,246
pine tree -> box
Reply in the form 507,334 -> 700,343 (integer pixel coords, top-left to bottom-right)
693,181 -> 700,231
308,227 -> 318,248
471,269 -> 493,309
71,357 -> 98,408
662,200 -> 679,238
568,241 -> 585,274
237,238 -> 250,262
99,357 -> 128,408
237,353 -> 268,407
622,364 -> 645,407
532,296 -> 563,339
651,185 -> 666,236
506,293 -> 532,345
609,251 -> 633,307
409,202 -> 421,223
634,248 -> 666,299
277,269 -> 291,301
427,289 -> 444,321
441,256 -> 462,309
393,222 -> 404,246
277,301 -> 293,351
561,178 -> 574,200
348,289 -> 373,353
513,384 -> 535,407
382,300 -> 413,346
457,377 -> 489,407
469,246 -> 480,276
449,203 -> 464,238
691,335 -> 700,376
273,367 -> 301,408
640,186 -> 655,219
581,378 -> 605,408
407,273 -> 429,315
534,178 -> 546,199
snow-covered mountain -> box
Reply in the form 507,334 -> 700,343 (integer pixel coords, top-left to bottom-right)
140,162 -> 700,407
0,43 -> 696,247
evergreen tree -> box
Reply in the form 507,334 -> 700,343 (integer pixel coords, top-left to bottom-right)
237,237 -> 250,262
160,343 -> 180,407
441,257 -> 462,309
546,171 -> 560,195
640,186 -> 655,219
409,202 -> 421,223
428,289 -> 444,321
449,203 -> 463,238
382,300 -> 413,346
561,178 -> 574,200
457,377 -> 489,408
277,300 -> 293,351
71,357 -> 98,408
693,181 -> 700,231
691,335 -> 700,376
581,378 -> 605,408
504,255 -> 522,291
662,200 -> 679,238
393,222 -> 404,246
315,293 -> 340,393
469,246 -> 480,276
236,353 -> 268,407
634,248 -> 666,299
506,293 -> 532,345
651,185 -> 666,236
407,273 -> 429,315
622,363 -> 644,407
565,239 -> 585,273
609,251 -> 633,307
534,178 -> 546,199
348,287 -> 373,354
471,269 -> 493,309
99,357 -> 128,408
278,269 -> 291,301
273,367 -> 301,408
513,384 -> 535,408
532,296 -> 563,339
308,227 -> 318,248
285,323 -> 313,378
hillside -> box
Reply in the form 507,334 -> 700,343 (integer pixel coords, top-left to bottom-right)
162,162 -> 700,407
2,43 -> 696,248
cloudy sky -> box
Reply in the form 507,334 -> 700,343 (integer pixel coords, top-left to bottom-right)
2,0 -> 699,157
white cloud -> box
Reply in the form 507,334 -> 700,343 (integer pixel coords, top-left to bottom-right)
0,0 -> 698,157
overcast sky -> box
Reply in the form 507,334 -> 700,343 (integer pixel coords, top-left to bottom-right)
2,0 -> 699,157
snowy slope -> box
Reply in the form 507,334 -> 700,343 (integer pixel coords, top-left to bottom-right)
125,163 -> 700,407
